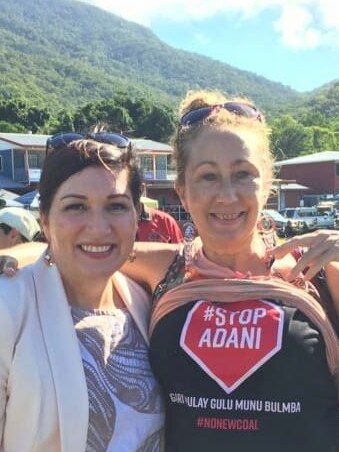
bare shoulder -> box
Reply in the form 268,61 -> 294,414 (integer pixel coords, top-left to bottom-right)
122,242 -> 179,292
0,242 -> 47,267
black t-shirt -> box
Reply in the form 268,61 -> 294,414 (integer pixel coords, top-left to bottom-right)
150,290 -> 338,452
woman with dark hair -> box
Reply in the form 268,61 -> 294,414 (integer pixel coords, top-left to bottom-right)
0,133 -> 164,451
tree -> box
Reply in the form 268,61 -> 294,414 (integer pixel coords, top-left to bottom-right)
0,120 -> 27,132
24,106 -> 50,133
139,104 -> 176,142
270,115 -> 313,160
49,110 -> 75,133
310,126 -> 338,152
0,99 -> 50,132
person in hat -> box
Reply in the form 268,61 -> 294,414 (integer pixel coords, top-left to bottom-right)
0,207 -> 41,249
136,202 -> 183,243
135,183 -> 183,243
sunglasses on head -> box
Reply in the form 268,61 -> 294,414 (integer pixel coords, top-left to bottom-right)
45,131 -> 130,155
180,101 -> 262,127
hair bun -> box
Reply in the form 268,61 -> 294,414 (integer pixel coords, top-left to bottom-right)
179,90 -> 227,116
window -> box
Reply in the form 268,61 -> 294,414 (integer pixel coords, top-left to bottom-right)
0,156 -> 3,171
139,156 -> 153,172
336,163 -> 339,176
139,155 -> 154,180
284,209 -> 296,219
155,155 -> 167,180
28,154 -> 38,168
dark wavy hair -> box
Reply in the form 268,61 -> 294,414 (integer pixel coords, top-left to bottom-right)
39,138 -> 142,214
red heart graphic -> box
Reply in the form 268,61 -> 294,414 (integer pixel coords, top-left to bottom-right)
180,299 -> 284,393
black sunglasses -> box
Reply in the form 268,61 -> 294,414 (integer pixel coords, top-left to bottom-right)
45,131 -> 130,154
180,101 -> 262,126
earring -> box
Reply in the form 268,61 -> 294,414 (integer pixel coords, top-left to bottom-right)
257,214 -> 276,269
182,221 -> 197,280
43,248 -> 54,267
127,251 -> 136,263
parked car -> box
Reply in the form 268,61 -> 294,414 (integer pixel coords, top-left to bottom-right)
334,210 -> 339,230
313,211 -> 335,229
262,209 -> 288,237
279,207 -> 318,234
315,201 -> 336,229
279,206 -> 334,234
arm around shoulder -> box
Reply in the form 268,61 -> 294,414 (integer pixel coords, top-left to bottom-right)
122,242 -> 179,293
325,262 -> 339,318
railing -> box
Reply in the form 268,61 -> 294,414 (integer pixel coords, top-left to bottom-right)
141,169 -> 177,181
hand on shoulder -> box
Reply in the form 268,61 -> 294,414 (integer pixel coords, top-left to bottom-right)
123,242 -> 179,292
0,242 -> 46,275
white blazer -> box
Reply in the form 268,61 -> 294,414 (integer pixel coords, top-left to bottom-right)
0,255 -> 152,452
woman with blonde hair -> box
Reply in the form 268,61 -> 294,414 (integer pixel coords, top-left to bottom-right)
127,89 -> 339,451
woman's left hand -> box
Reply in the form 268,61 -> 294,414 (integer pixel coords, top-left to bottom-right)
272,230 -> 339,281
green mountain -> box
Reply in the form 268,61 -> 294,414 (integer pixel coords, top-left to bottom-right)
295,81 -> 339,118
0,0 -> 301,114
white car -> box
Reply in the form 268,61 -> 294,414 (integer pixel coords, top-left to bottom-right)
280,207 -> 334,234
262,209 -> 289,237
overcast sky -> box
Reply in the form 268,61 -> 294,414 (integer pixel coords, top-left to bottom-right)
79,0 -> 339,92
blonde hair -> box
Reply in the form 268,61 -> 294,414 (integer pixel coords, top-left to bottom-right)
173,89 -> 274,196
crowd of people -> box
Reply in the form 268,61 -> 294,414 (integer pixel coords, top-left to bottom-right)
0,90 -> 338,451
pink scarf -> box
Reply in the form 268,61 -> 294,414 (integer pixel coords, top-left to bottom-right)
150,241 -> 339,394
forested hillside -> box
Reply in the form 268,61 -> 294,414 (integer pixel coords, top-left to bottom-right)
0,0 -> 297,111
0,0 -> 338,157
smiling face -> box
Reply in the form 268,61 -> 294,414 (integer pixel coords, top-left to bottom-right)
40,165 -> 137,285
176,128 -> 269,255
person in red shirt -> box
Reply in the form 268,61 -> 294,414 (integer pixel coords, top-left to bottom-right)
136,202 -> 183,243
